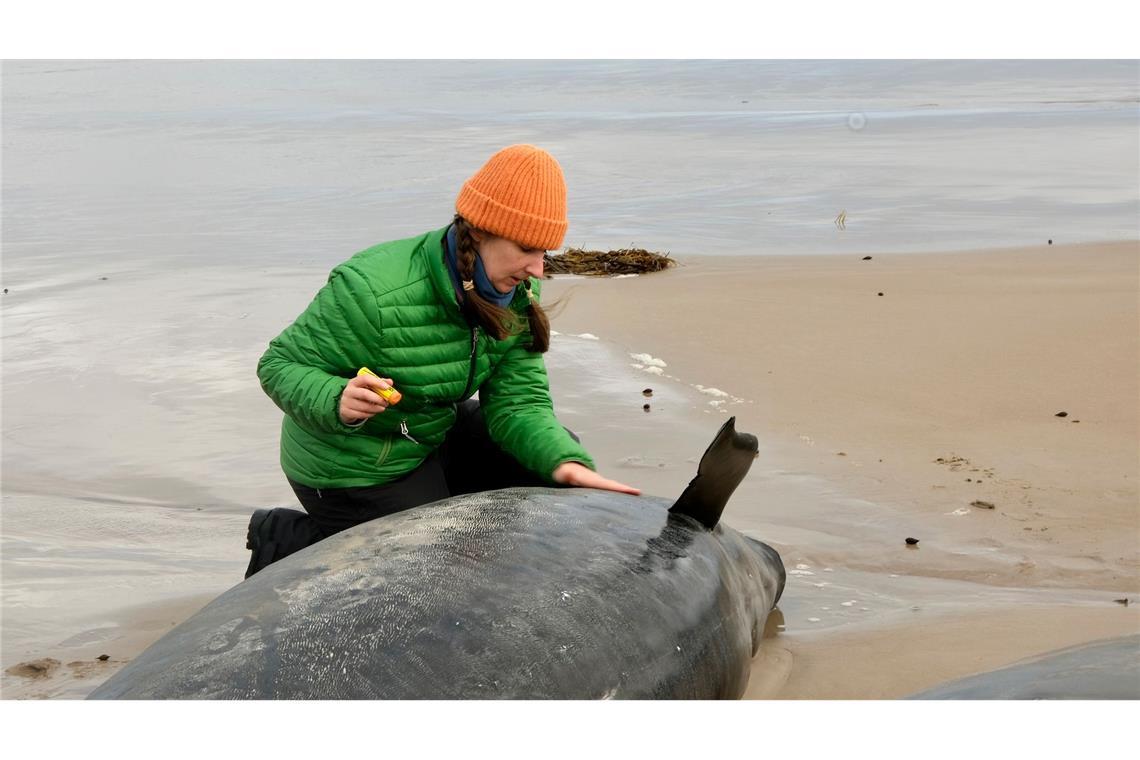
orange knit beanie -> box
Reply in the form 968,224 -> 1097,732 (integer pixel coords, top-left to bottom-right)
455,144 -> 568,251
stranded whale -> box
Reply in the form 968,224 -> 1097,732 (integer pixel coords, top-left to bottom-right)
909,634 -> 1140,700
89,417 -> 785,699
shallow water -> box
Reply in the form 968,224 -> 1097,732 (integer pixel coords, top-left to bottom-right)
3,59 -> 1138,275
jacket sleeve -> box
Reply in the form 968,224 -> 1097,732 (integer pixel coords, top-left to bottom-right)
479,330 -> 596,483
257,263 -> 380,436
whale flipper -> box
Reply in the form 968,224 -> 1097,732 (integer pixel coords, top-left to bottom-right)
668,416 -> 758,529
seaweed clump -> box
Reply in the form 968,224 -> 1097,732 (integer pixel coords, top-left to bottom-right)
544,248 -> 675,276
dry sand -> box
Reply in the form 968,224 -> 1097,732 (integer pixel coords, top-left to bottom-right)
2,240 -> 1137,699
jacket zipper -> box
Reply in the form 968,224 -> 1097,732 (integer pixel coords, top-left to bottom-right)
398,419 -> 420,445
386,326 -> 477,451
456,326 -> 479,402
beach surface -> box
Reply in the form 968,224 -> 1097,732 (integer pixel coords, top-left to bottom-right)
3,239 -> 1136,699
544,240 -> 1140,698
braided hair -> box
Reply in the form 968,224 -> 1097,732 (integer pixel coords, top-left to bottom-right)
452,214 -> 551,353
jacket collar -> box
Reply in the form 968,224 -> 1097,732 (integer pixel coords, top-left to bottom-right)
420,225 -> 469,326
419,224 -> 532,326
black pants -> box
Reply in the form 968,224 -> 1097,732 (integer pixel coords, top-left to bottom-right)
247,400 -> 576,576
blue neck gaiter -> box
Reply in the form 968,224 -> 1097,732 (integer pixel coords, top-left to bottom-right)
444,224 -> 517,308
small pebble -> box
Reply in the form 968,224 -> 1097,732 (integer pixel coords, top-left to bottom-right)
1114,598 -> 1130,606
1055,411 -> 1068,418
642,388 -> 653,397
837,452 -> 847,456
97,654 -> 110,662
970,500 -> 995,510
877,292 -> 884,296
642,404 -> 650,412
862,256 -> 872,261
1048,239 -> 1053,245
905,537 -> 919,546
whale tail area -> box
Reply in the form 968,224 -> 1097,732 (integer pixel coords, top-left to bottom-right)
668,417 -> 758,529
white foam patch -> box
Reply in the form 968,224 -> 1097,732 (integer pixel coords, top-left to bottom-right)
840,601 -> 855,607
807,617 -> 821,623
708,400 -> 725,407
946,508 -> 971,516
550,329 -> 561,336
823,568 -> 834,572
695,385 -> 729,398
613,274 -> 639,279
576,333 -> 600,340
795,564 -> 811,570
643,366 -> 664,376
812,582 -> 827,588
788,569 -> 814,576
629,353 -> 667,367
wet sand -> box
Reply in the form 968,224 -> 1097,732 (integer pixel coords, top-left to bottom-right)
542,240 -> 1140,698
2,241 -> 1137,699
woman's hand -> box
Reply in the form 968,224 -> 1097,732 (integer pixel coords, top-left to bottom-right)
339,374 -> 394,425
552,462 -> 641,496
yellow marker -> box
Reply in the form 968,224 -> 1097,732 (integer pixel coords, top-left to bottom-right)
357,367 -> 402,405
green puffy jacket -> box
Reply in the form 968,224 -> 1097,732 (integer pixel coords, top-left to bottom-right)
257,224 -> 596,489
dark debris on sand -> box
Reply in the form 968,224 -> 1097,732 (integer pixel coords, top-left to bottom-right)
544,248 -> 676,276
6,658 -> 61,679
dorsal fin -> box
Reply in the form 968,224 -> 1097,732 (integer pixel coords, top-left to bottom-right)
668,417 -> 758,529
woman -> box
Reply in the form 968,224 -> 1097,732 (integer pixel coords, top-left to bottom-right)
247,144 -> 639,577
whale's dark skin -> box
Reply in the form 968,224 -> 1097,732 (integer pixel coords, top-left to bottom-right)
89,418 -> 785,699
909,635 -> 1140,700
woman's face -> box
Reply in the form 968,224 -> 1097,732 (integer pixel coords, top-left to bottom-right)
471,229 -> 546,294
